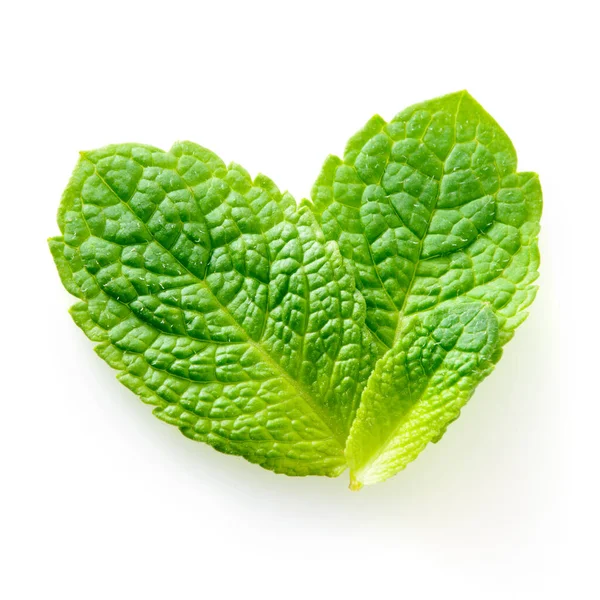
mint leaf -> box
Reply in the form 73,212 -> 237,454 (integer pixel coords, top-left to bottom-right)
50,92 -> 541,487
308,91 -> 541,485
50,142 -> 378,477
347,301 -> 499,488
310,91 -> 541,349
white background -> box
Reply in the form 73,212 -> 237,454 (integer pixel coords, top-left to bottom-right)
1,1 -> 597,598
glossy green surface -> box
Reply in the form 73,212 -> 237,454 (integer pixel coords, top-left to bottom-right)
309,91 -> 541,485
310,91 -> 541,349
50,142 -> 378,476
51,92 -> 541,486
347,301 -> 498,487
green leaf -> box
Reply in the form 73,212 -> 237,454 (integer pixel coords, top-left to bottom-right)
50,92 -> 541,487
346,301 -> 499,488
310,90 -> 542,350
308,90 -> 542,485
50,142 -> 379,477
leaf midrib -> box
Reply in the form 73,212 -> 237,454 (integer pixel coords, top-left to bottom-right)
389,90 -> 466,348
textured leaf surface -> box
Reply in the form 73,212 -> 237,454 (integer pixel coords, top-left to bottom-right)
347,301 -> 499,487
310,91 -> 541,350
309,91 -> 542,485
50,142 -> 378,476
50,92 -> 541,486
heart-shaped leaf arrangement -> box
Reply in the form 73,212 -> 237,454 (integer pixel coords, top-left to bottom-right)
50,91 -> 541,488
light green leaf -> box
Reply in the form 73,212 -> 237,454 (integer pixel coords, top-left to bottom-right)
346,301 -> 499,488
308,90 -> 542,485
50,142 -> 379,477
310,90 -> 541,350
50,92 -> 541,487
